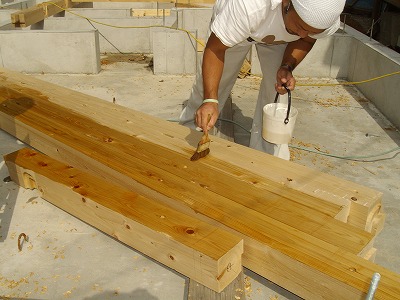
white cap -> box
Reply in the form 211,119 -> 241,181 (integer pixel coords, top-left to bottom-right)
291,0 -> 346,29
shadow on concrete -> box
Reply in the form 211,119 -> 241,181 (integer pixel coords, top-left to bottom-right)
0,167 -> 19,243
0,95 -> 34,242
83,288 -> 160,300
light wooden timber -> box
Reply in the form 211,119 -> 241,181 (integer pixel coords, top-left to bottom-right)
0,67 -> 383,233
0,78 -> 373,255
131,8 -> 171,17
0,69 -> 397,299
4,148 -> 244,293
11,0 -> 75,28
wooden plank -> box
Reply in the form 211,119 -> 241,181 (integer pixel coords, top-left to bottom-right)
0,68 -> 382,232
0,69 -> 398,299
4,148 -> 243,293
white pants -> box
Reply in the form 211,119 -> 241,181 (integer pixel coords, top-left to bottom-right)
179,42 -> 291,160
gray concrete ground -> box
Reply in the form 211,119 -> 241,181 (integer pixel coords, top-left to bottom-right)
0,55 -> 399,299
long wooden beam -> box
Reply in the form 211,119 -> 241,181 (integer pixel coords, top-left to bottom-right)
4,148 -> 244,293
0,67 -> 384,233
0,68 -> 396,299
0,75 -> 374,255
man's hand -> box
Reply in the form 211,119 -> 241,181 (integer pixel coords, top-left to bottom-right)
275,66 -> 296,94
195,102 -> 218,134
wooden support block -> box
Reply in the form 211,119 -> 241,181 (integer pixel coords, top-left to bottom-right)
4,148 -> 243,293
131,8 -> 171,17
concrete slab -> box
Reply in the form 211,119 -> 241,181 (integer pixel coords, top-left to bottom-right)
0,55 -> 399,299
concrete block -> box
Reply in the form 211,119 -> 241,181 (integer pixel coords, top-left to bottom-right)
348,37 -> 400,130
0,9 -> 17,24
44,17 -> 176,53
0,0 -> 35,10
295,36 -> 334,77
63,8 -> 133,19
152,27 -> 197,75
176,8 -> 212,42
92,2 -> 157,9
0,29 -> 100,74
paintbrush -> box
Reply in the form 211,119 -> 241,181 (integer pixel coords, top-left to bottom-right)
190,115 -> 211,161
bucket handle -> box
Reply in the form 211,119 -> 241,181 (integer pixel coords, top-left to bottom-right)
274,84 -> 291,124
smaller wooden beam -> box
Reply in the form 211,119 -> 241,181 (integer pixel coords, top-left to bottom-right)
11,0 -> 76,28
4,148 -> 243,293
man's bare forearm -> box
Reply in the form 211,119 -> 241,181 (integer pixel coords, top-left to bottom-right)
281,37 -> 316,71
202,33 -> 229,100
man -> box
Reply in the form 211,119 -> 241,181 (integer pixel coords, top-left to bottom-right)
179,0 -> 346,160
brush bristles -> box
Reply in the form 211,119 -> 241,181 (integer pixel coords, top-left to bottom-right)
190,148 -> 210,161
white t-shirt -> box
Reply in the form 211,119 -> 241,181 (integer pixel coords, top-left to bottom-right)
210,0 -> 340,47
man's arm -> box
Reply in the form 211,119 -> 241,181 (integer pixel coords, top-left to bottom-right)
196,32 -> 229,132
276,36 -> 317,94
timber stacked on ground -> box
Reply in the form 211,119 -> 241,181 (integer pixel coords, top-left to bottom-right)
0,67 -> 397,299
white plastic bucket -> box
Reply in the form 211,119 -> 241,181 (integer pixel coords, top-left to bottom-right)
262,102 -> 298,144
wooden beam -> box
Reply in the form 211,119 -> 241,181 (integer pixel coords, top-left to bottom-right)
0,79 -> 374,255
11,0 -> 76,28
0,68 -> 396,299
4,148 -> 243,293
0,67 -> 383,233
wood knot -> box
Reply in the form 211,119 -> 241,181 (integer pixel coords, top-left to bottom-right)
351,196 -> 358,202
185,228 -> 195,235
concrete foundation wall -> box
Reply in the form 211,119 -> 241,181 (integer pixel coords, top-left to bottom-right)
345,26 -> 400,130
0,30 -> 101,74
152,27 -> 197,75
176,8 -> 212,43
44,17 -> 176,53
0,0 -> 35,10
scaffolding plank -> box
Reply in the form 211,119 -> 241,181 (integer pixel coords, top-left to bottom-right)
4,148 -> 244,293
